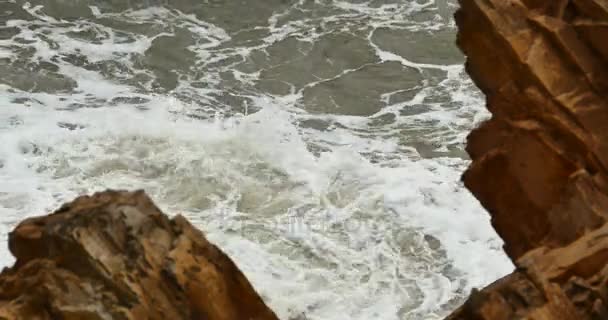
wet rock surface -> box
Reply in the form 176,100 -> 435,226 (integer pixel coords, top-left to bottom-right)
0,190 -> 278,320
447,0 -> 608,318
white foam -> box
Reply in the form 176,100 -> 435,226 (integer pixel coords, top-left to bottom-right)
0,97 -> 511,318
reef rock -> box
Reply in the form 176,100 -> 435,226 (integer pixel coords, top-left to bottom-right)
447,0 -> 608,319
0,190 -> 278,320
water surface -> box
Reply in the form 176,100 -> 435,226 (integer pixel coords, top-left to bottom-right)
0,1 -> 512,319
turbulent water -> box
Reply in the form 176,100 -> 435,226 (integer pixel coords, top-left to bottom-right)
0,0 -> 512,319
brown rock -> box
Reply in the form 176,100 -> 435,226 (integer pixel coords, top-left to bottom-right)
446,0 -> 608,319
0,190 -> 279,320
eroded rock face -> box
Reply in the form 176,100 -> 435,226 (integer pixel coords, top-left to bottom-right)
448,0 -> 608,319
0,190 -> 278,320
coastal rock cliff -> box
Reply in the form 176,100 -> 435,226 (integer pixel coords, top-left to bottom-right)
0,190 -> 278,320
448,0 -> 608,319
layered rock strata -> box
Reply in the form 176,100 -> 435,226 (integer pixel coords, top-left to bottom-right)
448,0 -> 608,318
0,190 -> 278,320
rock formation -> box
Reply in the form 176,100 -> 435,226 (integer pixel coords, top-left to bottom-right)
0,190 -> 279,320
447,0 -> 608,319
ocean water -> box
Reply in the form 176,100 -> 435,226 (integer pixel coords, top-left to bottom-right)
0,0 -> 512,319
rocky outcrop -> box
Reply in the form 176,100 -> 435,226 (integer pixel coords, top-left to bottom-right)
0,190 -> 278,320
447,0 -> 608,319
